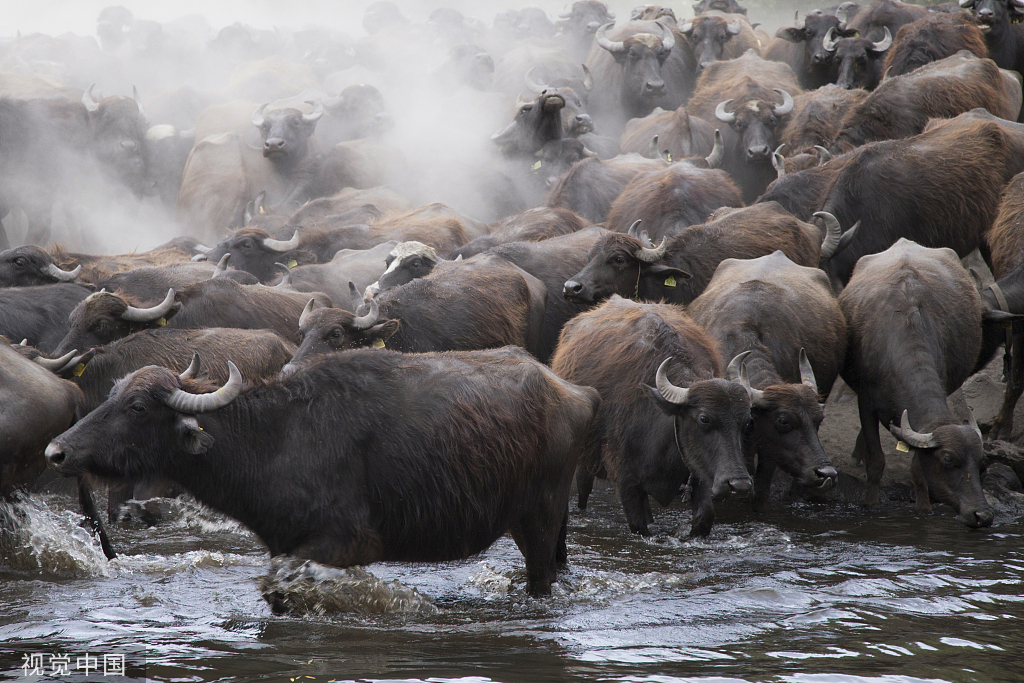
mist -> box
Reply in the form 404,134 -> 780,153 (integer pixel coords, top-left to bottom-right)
2,0 -> 814,254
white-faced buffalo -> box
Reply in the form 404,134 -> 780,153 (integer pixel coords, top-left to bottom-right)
0,284 -> 93,353
603,146 -> 741,241
0,246 -> 82,287
47,346 -> 600,597
54,278 -> 310,354
828,51 -> 1021,152
585,20 -> 693,134
881,12 -> 988,77
821,26 -> 893,90
819,110 -> 1024,288
552,295 -> 753,536
765,10 -> 844,90
545,153 -> 667,223
688,250 -> 847,510
838,239 -> 993,528
370,253 -> 547,357
564,202 -> 828,306
679,13 -> 761,77
687,51 -> 803,202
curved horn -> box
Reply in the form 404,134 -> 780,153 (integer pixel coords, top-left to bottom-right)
823,27 -> 839,52
121,288 -> 176,322
649,134 -> 661,159
772,88 -> 794,116
164,361 -> 242,414
524,65 -> 548,93
581,63 -> 593,91
251,103 -> 268,127
273,262 -> 292,287
679,21 -> 694,34
179,352 -> 201,380
634,235 -> 668,262
299,298 -> 315,328
726,350 -> 753,380
212,253 -> 230,277
33,349 -> 78,371
655,357 -> 690,405
882,66 -> 894,82
595,23 -> 626,53
302,100 -> 324,123
888,409 -> 939,449
814,145 -> 832,164
321,93 -> 344,109
627,219 -> 643,239
132,85 -> 144,117
836,2 -> 857,30
351,297 -> 380,330
261,230 -> 300,252
772,144 -> 786,178
735,357 -> 765,405
871,26 -> 892,53
715,99 -> 736,123
959,0 -> 976,6
726,19 -> 742,35
45,262 -> 81,282
656,21 -> 675,51
705,129 -> 724,168
347,281 -> 367,312
966,407 -> 982,441
19,339 -> 27,346
815,211 -> 843,260
82,84 -> 100,112
193,243 -> 212,254
798,348 -> 818,395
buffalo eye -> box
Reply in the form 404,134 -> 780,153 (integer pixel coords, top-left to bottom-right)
411,259 -> 422,269
940,452 -> 962,469
610,255 -> 626,265
241,240 -> 253,250
13,257 -> 25,267
699,412 -> 711,425
129,402 -> 146,414
518,105 -> 533,116
329,328 -> 343,340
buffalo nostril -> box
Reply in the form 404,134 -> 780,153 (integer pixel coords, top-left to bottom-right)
645,81 -> 665,93
45,442 -> 65,467
816,466 -> 838,480
563,280 -> 584,296
747,145 -> 770,159
972,509 -> 995,528
729,477 -> 753,495
979,8 -> 993,16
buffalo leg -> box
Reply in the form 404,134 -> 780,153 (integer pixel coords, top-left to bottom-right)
575,468 -> 594,510
77,477 -> 116,560
991,331 -> 1024,441
619,481 -> 651,535
857,401 -> 885,507
510,514 -> 560,597
107,481 -> 135,523
752,455 -> 777,513
689,476 -> 715,537
556,508 -> 568,566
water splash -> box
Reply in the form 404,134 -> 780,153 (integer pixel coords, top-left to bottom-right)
0,494 -> 109,577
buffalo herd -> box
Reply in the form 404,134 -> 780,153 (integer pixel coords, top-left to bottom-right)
6,0 -> 1024,599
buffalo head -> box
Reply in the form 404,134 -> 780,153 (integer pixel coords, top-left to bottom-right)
715,88 -> 794,164
251,101 -> 323,162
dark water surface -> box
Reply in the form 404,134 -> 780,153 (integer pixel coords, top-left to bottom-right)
2,480 -> 1021,683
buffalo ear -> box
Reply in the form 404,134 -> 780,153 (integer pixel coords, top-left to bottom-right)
776,27 -> 806,43
370,319 -> 400,340
983,308 -> 1022,323
646,264 -> 692,279
643,382 -> 686,416
177,416 -> 214,455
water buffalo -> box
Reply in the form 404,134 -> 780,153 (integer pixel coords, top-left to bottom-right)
618,105 -> 717,160
953,0 -> 1024,93
283,241 -> 397,310
693,0 -> 748,15
764,10 -> 843,90
545,153 -> 667,223
881,12 -> 988,77
0,246 -> 82,287
679,13 -> 761,76
838,239 -> 993,528
776,85 -> 867,156
283,296 -> 398,373
821,26 -> 893,90
687,250 -> 847,510
556,0 -> 617,61
564,202 -> 828,306
47,346 -> 600,597
551,295 -> 753,536
451,206 -> 586,259
0,284 -> 93,353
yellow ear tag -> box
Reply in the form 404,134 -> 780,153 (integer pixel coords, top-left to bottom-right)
157,317 -> 167,327
896,440 -> 910,452
72,363 -> 87,377
664,275 -> 677,288
372,338 -> 386,349
666,153 -> 673,162
531,160 -> 542,170
1003,320 -> 1013,330
287,259 -> 298,269
259,205 -> 265,214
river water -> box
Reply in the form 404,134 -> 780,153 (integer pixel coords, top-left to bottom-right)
2,478 -> 1022,683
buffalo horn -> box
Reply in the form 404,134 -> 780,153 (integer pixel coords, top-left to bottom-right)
871,26 -> 892,52
814,211 -> 843,260
82,84 -> 101,112
715,99 -> 736,123
45,262 -> 81,282
299,298 -> 315,328
524,65 -> 548,93
212,253 -> 230,277
193,243 -> 212,254
132,85 -> 144,117
736,357 -> 766,405
251,103 -> 268,127
655,357 -> 690,405
192,253 -> 209,262
836,1 -> 856,30
595,23 -> 626,53
348,280 -> 368,312
771,144 -> 786,178
814,145 -> 832,164
648,134 -> 661,159
679,21 -> 694,33
164,361 -> 242,414
959,0 -> 974,7
798,348 -> 818,395
725,350 -> 753,381
19,339 -> 27,346
302,100 -> 324,123
822,27 -> 839,52
888,409 -> 939,449
321,93 -> 344,109
966,408 -> 982,441
773,88 -> 794,116
351,297 -> 380,330
262,230 -> 300,252
122,288 -> 176,322
582,63 -> 594,91
179,352 -> 201,380
635,235 -> 668,262
1014,0 -> 1024,13
657,21 -> 675,51
273,262 -> 292,288
726,19 -> 742,35
33,349 -> 79,372
705,129 -> 724,168
627,219 -> 643,239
